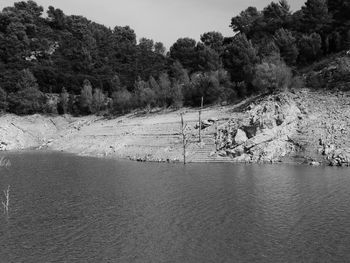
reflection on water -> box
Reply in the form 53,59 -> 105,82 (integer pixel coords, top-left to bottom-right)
1,152 -> 350,262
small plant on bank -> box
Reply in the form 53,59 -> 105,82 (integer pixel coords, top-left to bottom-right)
2,185 -> 9,215
0,156 -> 11,168
0,156 -> 11,216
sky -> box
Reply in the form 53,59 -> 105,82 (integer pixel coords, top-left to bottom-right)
0,0 -> 305,48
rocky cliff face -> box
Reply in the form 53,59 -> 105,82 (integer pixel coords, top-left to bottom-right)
216,92 -> 302,163
212,87 -> 350,166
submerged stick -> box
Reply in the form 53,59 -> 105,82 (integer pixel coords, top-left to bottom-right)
2,185 -> 10,215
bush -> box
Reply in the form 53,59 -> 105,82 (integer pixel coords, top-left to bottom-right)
169,81 -> 183,109
0,87 -> 8,112
252,59 -> 292,93
298,33 -> 322,63
92,88 -> 106,114
79,79 -> 93,114
16,69 -> 39,91
235,81 -> 249,98
43,95 -> 58,114
184,71 -> 223,106
112,89 -> 132,113
8,87 -> 45,115
58,88 -> 69,114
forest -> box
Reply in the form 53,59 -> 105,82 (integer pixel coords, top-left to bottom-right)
0,0 -> 349,115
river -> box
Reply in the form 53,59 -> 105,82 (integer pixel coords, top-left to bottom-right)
0,152 -> 350,262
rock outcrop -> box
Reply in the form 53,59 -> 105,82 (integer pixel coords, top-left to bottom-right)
216,92 -> 302,163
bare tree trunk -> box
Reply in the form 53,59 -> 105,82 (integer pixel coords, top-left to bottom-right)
180,113 -> 186,164
199,96 -> 203,143
215,121 -> 218,151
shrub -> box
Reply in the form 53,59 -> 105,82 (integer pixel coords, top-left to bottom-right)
58,87 -> 69,114
298,33 -> 322,63
252,59 -> 292,93
158,73 -> 172,107
0,87 -> 8,112
43,95 -> 58,114
169,81 -> 183,109
112,89 -> 132,113
8,87 -> 45,114
16,69 -> 39,91
134,78 -> 156,110
79,79 -> 93,114
92,88 -> 106,114
184,71 -> 223,106
274,28 -> 299,65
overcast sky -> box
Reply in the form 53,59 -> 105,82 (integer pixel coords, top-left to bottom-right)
1,0 -> 305,48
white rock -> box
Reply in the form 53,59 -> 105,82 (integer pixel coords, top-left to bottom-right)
234,129 -> 248,145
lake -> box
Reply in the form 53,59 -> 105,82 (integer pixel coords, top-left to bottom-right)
1,152 -> 350,262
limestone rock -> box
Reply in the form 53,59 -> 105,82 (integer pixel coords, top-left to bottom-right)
234,129 -> 248,145
309,161 -> 321,166
226,145 -> 244,158
218,150 -> 227,157
233,153 -> 251,163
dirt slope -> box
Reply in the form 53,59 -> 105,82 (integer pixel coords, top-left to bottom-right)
1,88 -> 350,166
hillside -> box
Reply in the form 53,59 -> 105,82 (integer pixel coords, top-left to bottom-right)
1,84 -> 350,166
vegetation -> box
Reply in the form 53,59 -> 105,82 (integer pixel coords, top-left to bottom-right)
0,0 -> 349,115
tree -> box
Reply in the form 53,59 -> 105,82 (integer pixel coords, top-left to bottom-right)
47,6 -> 66,29
154,42 -> 166,55
13,0 -> 43,18
158,73 -> 171,107
59,87 -> 69,114
134,78 -> 156,110
0,87 -> 8,112
169,38 -> 198,73
257,38 -> 280,59
222,33 -> 258,85
139,38 -> 154,51
8,68 -> 45,114
273,28 -> 299,65
301,0 -> 331,34
148,76 -> 162,106
197,43 -> 221,72
262,0 -> 291,34
112,89 -> 132,113
92,88 -> 105,114
8,86 -> 45,114
79,79 -> 93,114
16,69 -> 39,91
170,81 -> 183,109
113,25 -> 136,45
328,0 -> 350,28
170,61 -> 190,85
110,75 -> 122,94
298,33 -> 322,63
184,72 -> 223,106
200,31 -> 224,53
230,7 -> 261,36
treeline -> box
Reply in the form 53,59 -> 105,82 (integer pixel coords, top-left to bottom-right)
0,0 -> 349,115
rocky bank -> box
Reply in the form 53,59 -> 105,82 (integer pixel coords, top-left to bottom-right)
1,88 -> 350,166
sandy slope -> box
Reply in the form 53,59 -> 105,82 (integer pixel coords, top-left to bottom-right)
1,89 -> 350,165
0,105 -> 238,162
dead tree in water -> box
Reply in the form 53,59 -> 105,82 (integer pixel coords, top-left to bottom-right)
2,185 -> 9,215
198,96 -> 203,143
180,113 -> 189,164
215,121 -> 219,151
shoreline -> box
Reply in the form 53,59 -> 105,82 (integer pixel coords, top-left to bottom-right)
1,89 -> 350,167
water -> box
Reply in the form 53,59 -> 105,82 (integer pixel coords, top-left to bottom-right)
1,152 -> 350,262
